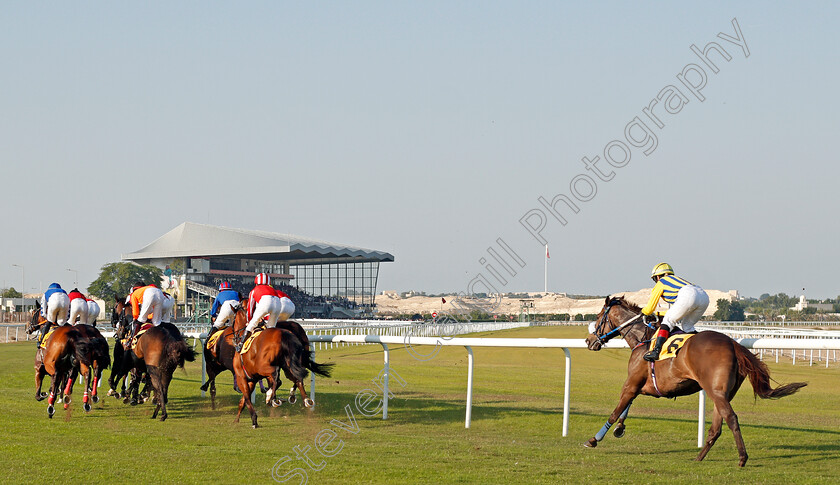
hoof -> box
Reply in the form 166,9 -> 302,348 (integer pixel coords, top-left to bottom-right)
613,426 -> 625,438
36,394 -> 46,402
583,439 -> 598,448
92,395 -> 100,404
304,398 -> 314,408
83,403 -> 92,412
130,399 -> 138,406
107,389 -> 115,396
288,395 -> 297,405
63,403 -> 70,410
57,397 -> 64,404
47,405 -> 55,417
252,424 -> 259,429
271,398 -> 284,408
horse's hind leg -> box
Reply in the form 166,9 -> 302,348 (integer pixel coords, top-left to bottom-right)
696,405 -> 723,462
149,367 -> 162,420
707,391 -> 748,467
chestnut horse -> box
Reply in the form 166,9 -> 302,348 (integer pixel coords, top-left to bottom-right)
202,300 -> 332,409
69,324 -> 111,412
584,296 -> 807,466
26,307 -> 94,418
232,327 -> 321,428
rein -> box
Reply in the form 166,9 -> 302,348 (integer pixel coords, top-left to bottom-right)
593,298 -> 656,344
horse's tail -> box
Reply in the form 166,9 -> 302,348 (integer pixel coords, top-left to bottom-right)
91,336 -> 112,370
280,332 -> 309,382
72,337 -> 95,369
164,336 -> 197,370
733,341 -> 807,399
302,349 -> 334,378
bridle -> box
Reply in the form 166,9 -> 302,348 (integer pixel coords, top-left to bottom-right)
591,297 -> 656,345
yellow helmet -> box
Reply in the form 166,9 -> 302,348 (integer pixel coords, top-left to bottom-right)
651,262 -> 674,279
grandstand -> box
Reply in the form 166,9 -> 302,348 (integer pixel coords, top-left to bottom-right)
122,222 -> 394,321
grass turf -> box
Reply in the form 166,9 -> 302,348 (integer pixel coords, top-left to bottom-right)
1,326 -> 838,484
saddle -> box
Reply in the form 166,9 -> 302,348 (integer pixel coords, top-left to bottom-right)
122,323 -> 154,350
649,332 -> 695,361
239,328 -> 264,355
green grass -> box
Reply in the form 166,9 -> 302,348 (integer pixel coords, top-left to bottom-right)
1,326 -> 839,484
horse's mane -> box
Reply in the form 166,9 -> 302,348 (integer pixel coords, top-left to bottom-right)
611,295 -> 642,313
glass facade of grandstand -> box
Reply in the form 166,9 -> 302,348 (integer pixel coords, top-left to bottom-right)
290,262 -> 380,309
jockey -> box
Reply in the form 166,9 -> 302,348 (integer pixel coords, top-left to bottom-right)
37,283 -> 70,345
127,281 -> 166,343
85,297 -> 101,325
641,263 -> 710,362
67,288 -> 89,326
238,273 -> 295,351
211,281 -> 242,331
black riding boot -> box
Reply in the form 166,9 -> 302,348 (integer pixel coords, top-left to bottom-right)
236,330 -> 252,353
128,320 -> 141,345
37,322 -> 53,346
644,327 -> 670,362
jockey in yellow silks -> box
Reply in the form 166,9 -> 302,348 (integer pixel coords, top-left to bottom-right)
641,263 -> 709,362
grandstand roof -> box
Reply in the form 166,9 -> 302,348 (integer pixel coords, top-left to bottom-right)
122,222 -> 394,265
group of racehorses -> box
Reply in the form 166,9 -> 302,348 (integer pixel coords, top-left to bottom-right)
27,293 -> 806,465
27,295 -> 332,427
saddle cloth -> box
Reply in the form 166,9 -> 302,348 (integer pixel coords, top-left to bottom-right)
206,328 -> 226,350
650,333 -> 696,361
240,328 -> 264,355
122,323 -> 154,350
39,327 -> 58,349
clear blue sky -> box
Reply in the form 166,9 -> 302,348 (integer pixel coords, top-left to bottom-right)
1,2 -> 837,299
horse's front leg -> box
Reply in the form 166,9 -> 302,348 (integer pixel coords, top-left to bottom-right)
585,387 -> 640,448
611,403 -> 632,438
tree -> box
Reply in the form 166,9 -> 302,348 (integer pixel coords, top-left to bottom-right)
87,262 -> 163,302
1,287 -> 23,298
713,299 -> 745,321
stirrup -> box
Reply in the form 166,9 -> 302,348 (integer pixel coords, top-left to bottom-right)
643,349 -> 660,362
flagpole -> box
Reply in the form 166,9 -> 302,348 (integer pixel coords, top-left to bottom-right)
544,244 -> 548,293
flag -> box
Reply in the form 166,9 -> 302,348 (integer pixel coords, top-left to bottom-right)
546,245 -> 550,259
441,297 -> 446,304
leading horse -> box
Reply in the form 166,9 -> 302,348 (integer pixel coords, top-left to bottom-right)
584,296 -> 807,466
26,307 -> 94,418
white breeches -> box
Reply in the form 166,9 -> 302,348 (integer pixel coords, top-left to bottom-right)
85,300 -> 101,325
245,296 -> 295,333
662,285 -> 709,333
213,300 -> 240,329
45,293 -> 70,325
138,287 -> 165,325
161,294 -> 174,323
68,299 -> 89,326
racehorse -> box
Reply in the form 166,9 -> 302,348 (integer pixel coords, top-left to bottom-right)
584,296 -> 807,466
26,307 -> 94,418
232,327 -> 311,428
201,300 -> 332,409
68,324 -> 111,411
109,296 -> 182,401
110,297 -> 196,420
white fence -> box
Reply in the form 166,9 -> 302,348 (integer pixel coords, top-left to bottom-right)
305,334 -> 840,448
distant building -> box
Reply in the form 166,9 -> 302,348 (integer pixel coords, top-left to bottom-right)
791,294 -> 833,312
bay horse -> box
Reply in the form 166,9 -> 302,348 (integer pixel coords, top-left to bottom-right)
201,300 -> 332,409
26,307 -> 94,418
110,297 -> 196,420
69,324 -> 111,411
584,296 -> 807,466
109,296 -> 182,401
